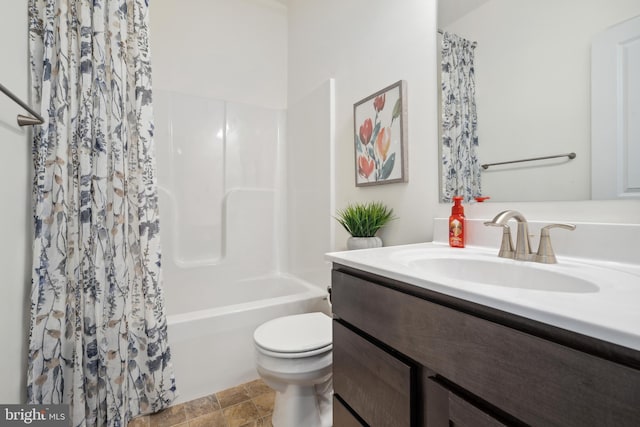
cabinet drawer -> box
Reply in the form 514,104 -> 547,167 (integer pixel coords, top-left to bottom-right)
333,396 -> 365,427
333,321 -> 413,427
332,269 -> 640,426
426,377 -> 507,427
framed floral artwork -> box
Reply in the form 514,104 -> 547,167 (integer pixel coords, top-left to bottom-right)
353,80 -> 408,186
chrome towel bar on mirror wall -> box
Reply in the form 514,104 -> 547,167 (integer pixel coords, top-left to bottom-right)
481,152 -> 576,170
0,82 -> 44,126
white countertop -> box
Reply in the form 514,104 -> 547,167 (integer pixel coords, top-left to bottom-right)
326,242 -> 640,352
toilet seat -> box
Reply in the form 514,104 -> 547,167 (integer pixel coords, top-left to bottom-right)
255,343 -> 332,359
254,312 -> 332,358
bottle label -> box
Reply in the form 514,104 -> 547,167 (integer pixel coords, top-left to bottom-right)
449,218 -> 464,247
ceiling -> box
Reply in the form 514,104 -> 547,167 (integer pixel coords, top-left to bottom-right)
438,0 -> 492,27
261,0 -> 493,27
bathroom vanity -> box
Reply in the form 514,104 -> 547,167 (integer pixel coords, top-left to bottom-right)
327,243 -> 640,427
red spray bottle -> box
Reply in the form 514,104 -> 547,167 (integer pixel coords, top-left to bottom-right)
449,196 -> 465,248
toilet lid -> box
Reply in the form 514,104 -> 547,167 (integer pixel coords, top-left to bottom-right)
254,312 -> 332,354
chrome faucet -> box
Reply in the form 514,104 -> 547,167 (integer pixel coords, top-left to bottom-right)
485,210 -> 576,263
484,210 -> 532,261
533,223 -> 576,264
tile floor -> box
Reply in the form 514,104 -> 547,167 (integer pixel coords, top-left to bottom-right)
129,379 -> 275,427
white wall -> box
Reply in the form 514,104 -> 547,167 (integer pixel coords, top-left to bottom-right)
444,0 -> 640,202
0,0 -> 31,404
287,0 -> 640,252
150,0 -> 288,109
288,0 -> 439,247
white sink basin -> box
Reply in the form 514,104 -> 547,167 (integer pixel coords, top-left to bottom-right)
326,242 -> 640,351
407,257 -> 599,293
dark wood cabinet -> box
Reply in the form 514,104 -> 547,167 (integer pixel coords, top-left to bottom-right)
333,321 -> 414,426
425,378 -> 508,427
331,264 -> 640,427
333,396 -> 365,427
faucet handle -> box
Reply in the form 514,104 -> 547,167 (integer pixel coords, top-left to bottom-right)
534,223 -> 576,264
484,222 -> 515,259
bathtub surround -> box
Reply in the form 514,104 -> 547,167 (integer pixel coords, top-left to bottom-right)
285,79 -> 335,285
27,1 -> 176,425
153,86 -> 329,405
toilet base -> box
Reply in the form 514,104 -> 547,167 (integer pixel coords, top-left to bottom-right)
271,377 -> 333,427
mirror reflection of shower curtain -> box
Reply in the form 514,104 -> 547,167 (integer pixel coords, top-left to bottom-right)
441,32 -> 480,202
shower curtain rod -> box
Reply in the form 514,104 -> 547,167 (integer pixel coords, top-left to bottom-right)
0,82 -> 44,126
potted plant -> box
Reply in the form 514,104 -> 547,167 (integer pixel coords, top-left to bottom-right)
335,201 -> 396,250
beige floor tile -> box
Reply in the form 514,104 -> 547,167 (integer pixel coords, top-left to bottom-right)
257,415 -> 273,426
188,411 -> 226,427
217,384 -> 251,408
251,392 -> 275,417
140,379 -> 277,427
128,415 -> 150,427
148,404 -> 187,427
183,394 -> 221,419
244,379 -> 272,398
223,401 -> 261,427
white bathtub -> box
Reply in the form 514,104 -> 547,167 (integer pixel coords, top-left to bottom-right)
166,274 -> 328,404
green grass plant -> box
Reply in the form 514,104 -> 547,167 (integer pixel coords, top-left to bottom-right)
335,201 -> 395,237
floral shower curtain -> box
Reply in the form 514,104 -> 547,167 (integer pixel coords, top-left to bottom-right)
27,1 -> 177,426
441,31 -> 480,202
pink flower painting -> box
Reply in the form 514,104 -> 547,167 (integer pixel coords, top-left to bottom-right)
359,118 -> 373,145
353,81 -> 407,186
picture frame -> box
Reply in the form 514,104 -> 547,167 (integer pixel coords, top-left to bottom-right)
353,80 -> 408,187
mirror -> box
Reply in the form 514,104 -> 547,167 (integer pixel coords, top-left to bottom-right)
437,0 -> 640,202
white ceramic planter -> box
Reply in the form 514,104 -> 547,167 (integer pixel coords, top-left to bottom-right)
347,236 -> 383,250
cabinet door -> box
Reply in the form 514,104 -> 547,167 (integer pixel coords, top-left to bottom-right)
426,378 -> 508,427
333,321 -> 414,427
333,396 -> 365,427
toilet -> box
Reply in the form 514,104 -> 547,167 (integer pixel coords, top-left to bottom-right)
254,312 -> 333,427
